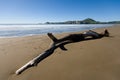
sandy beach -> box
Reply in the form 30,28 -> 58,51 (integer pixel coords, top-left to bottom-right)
0,25 -> 120,80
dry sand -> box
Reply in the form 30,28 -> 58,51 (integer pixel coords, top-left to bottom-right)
0,25 -> 120,80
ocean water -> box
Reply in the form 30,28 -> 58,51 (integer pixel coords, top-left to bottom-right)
0,24 -> 113,37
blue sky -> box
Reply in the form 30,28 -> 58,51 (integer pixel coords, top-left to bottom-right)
0,0 -> 120,23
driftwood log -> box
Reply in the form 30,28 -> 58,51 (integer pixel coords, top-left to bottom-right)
15,30 -> 107,75
15,41 -> 70,75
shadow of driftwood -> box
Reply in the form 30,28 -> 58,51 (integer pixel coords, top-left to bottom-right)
56,37 -> 104,50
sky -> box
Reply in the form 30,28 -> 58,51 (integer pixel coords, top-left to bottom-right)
0,0 -> 120,23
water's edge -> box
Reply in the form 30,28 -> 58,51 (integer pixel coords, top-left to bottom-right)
0,24 -> 114,38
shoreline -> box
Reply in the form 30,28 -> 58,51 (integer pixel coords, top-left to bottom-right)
0,24 -> 114,38
0,24 -> 116,38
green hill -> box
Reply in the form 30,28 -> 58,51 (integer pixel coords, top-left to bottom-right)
45,18 -> 120,24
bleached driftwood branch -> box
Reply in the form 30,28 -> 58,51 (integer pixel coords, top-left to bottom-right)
15,41 -> 70,75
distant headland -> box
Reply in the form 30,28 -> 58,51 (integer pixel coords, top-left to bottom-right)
45,18 -> 120,24
0,18 -> 120,25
